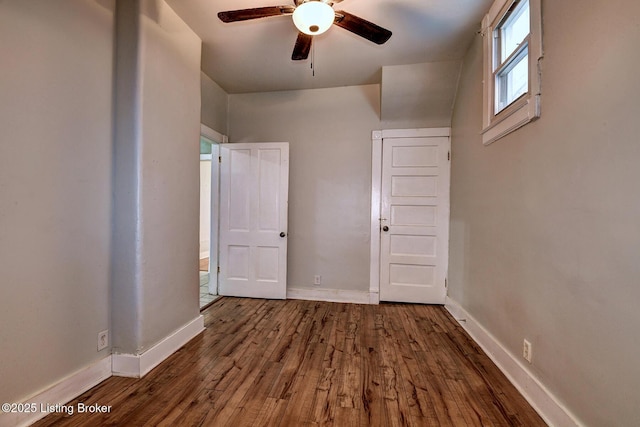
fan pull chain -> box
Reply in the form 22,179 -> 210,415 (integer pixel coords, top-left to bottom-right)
311,42 -> 315,77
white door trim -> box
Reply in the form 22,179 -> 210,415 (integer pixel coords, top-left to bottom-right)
200,123 -> 228,144
200,124 -> 227,296
370,131 -> 383,304
378,128 -> 450,139
369,128 -> 451,304
209,143 -> 220,295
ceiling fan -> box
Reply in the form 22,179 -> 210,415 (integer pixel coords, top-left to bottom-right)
218,0 -> 392,61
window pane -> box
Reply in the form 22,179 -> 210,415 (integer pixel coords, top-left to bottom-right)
496,48 -> 528,113
500,0 -> 529,62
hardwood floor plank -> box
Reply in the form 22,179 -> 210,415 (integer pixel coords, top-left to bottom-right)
225,361 -> 285,427
356,306 -> 384,427
269,301 -> 324,400
392,304 -> 473,426
308,302 -> 348,425
157,389 -> 223,427
337,304 -> 363,410
251,397 -> 289,426
278,342 -> 327,425
388,306 -> 440,421
279,304 -> 335,425
33,298 -> 547,427
198,354 -> 270,425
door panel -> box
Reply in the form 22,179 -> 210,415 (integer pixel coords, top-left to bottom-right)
228,149 -> 251,231
256,246 -> 280,281
257,149 -> 282,231
227,245 -> 250,280
391,205 -> 436,227
219,143 -> 289,299
391,145 -> 438,167
390,264 -> 436,287
391,175 -> 437,197
380,137 -> 449,304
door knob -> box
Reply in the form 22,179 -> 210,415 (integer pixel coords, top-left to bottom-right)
382,226 -> 389,232
280,232 -> 286,238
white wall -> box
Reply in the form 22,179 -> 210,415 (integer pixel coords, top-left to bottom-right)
111,0 -> 202,354
449,1 -> 640,425
0,0 -> 205,410
381,61 -> 461,129
138,0 -> 202,349
227,78 -> 462,297
228,85 -> 380,293
0,0 -> 114,403
201,71 -> 229,135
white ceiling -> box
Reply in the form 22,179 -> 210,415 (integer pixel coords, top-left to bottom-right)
166,0 -> 492,94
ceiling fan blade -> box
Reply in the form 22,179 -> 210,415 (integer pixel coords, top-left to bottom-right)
218,6 -> 295,23
333,10 -> 392,45
292,32 -> 313,60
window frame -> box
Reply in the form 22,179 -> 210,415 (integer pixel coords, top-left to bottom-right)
481,0 -> 542,145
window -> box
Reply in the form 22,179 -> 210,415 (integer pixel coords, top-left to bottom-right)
494,0 -> 529,113
482,0 -> 542,145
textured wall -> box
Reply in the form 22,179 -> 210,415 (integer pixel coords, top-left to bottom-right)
0,0 -> 114,403
201,71 -> 229,135
229,85 -> 380,293
449,1 -> 640,425
111,0 -> 202,354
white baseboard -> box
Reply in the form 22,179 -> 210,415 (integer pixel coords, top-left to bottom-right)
0,356 -> 112,427
444,297 -> 582,427
369,292 -> 380,305
287,287 -> 373,305
112,315 -> 204,378
1,317 -> 204,426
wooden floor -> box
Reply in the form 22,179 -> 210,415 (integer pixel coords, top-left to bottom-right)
34,298 -> 546,426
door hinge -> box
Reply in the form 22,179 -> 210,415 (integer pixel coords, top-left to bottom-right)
445,278 -> 448,288
217,266 -> 220,274
218,156 -> 222,163
447,151 -> 450,161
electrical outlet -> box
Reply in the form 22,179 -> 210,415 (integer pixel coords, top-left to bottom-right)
523,339 -> 532,363
314,275 -> 322,286
97,330 -> 109,351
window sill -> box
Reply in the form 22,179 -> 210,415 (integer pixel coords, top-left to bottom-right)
481,94 -> 540,145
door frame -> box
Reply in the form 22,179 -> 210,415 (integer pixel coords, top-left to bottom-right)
200,124 -> 227,295
369,127 -> 451,304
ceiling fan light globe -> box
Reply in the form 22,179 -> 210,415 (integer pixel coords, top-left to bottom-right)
293,1 -> 334,36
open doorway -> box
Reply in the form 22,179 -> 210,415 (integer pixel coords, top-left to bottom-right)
199,124 -> 226,309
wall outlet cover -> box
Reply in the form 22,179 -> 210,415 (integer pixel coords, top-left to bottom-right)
97,330 -> 109,351
523,339 -> 532,363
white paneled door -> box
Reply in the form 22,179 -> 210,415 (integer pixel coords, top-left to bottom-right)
379,136 -> 450,304
219,143 -> 289,299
